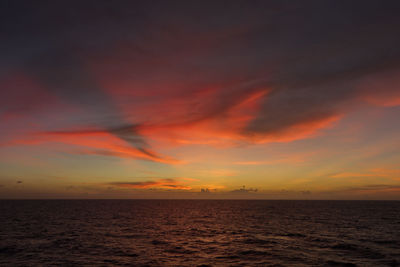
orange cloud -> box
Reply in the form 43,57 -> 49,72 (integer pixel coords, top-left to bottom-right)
10,129 -> 181,164
47,131 -> 181,164
131,87 -> 270,146
249,113 -> 343,144
3,85 -> 343,165
109,178 -> 192,190
331,168 -> 400,180
235,157 -> 305,166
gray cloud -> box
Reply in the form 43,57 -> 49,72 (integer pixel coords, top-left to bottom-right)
230,186 -> 258,193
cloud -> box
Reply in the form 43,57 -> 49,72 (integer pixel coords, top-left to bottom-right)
40,128 -> 181,164
1,1 -> 400,163
230,186 -> 258,193
109,178 -> 192,190
330,168 -> 400,180
344,184 -> 400,193
78,149 -> 180,164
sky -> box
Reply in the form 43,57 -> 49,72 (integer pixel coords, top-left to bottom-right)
1,0 -> 400,199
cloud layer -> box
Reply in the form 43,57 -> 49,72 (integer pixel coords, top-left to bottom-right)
1,1 -> 400,163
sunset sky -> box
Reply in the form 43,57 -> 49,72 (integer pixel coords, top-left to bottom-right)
1,0 -> 400,199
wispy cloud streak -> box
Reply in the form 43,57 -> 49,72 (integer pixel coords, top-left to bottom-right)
109,178 -> 191,190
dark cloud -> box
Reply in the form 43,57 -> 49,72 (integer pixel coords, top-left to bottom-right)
230,186 -> 258,193
43,125 -> 146,149
108,124 -> 147,148
109,178 -> 191,190
200,188 -> 211,193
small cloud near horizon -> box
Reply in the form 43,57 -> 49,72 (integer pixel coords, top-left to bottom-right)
230,186 -> 258,193
109,178 -> 192,190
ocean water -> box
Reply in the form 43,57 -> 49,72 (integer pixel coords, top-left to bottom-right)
0,200 -> 399,266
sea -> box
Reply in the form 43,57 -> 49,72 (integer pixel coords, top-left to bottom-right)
0,200 -> 399,266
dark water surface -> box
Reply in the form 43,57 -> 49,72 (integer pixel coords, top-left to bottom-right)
0,200 -> 399,266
